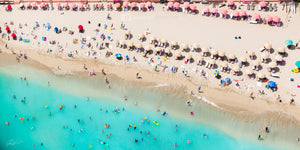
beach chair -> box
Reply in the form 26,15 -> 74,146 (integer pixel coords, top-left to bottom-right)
270,73 -> 279,78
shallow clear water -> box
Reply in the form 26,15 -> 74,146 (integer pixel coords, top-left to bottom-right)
0,65 -> 280,150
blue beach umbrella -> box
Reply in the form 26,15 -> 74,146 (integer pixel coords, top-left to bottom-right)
225,78 -> 231,83
115,53 -> 122,58
54,27 -> 58,32
295,61 -> 300,68
268,81 -> 276,88
285,40 -> 293,46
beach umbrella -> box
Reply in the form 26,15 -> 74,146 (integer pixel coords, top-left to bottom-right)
259,1 -> 267,7
131,2 -> 137,8
268,81 -> 276,88
27,2 -> 31,7
253,60 -> 260,66
232,11 -> 239,17
193,43 -> 200,49
190,5 -> 197,10
123,2 -> 129,7
277,47 -> 285,53
64,3 -> 69,8
183,2 -> 190,9
264,43 -> 272,49
71,3 -> 76,9
275,55 -> 283,61
227,0 -> 234,5
258,73 -> 265,79
218,51 -> 225,57
202,47 -> 209,53
115,53 -> 122,58
209,59 -> 216,64
211,49 -> 218,55
221,62 -> 228,67
54,27 -> 58,32
11,33 -> 16,38
56,2 -> 61,7
40,3 -> 45,8
115,3 -> 121,8
240,10 -> 246,16
136,43 -> 142,49
214,70 -> 220,77
295,61 -> 300,68
248,50 -> 255,56
165,48 -> 171,54
186,54 -> 192,59
168,2 -> 174,8
197,56 -> 204,61
145,45 -> 151,51
138,33 -> 145,38
150,37 -> 157,41
127,42 -> 134,47
174,2 -> 180,9
246,69 -> 254,75
285,40 -> 293,46
175,51 -> 182,57
120,41 -> 125,45
253,14 -> 261,20
32,2 -> 36,7
181,43 -> 188,49
273,16 -> 281,22
221,9 -> 228,15
79,3 -> 84,9
155,47 -> 161,52
239,57 -> 247,62
78,25 -> 83,31
225,78 -> 231,83
161,38 -> 167,43
140,3 -> 145,8
147,2 -> 152,7
7,4 -> 12,10
233,66 -> 240,72
5,26 -> 10,31
125,30 -> 131,35
212,8 -> 218,13
228,54 -> 235,60
19,3 -> 24,8
265,15 -> 273,22
261,52 -> 270,59
203,7 -> 209,13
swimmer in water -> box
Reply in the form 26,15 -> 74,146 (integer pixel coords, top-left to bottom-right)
74,105 -> 77,108
49,112 -> 51,116
134,101 -> 137,105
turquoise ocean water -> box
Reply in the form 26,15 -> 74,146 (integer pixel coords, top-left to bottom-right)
0,64 -> 285,150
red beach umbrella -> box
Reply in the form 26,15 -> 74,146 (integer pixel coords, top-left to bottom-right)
7,4 -> 12,10
6,26 -> 10,31
232,10 -> 239,17
131,2 -> 137,7
240,10 -> 246,16
32,2 -> 36,7
78,25 -> 83,30
168,2 -> 174,8
147,2 -> 152,7
273,16 -> 280,22
227,0 -> 234,5
56,2 -> 61,7
190,5 -> 196,10
140,3 -> 145,8
71,3 -> 76,9
265,15 -> 273,22
27,2 -> 31,7
115,3 -> 120,8
259,1 -> 267,7
253,13 -> 261,20
212,8 -> 218,13
40,3 -> 45,7
11,33 -> 16,38
174,2 -> 180,9
79,3 -> 84,9
64,3 -> 68,8
203,7 -> 209,13
183,2 -> 189,9
123,2 -> 129,7
221,9 -> 228,15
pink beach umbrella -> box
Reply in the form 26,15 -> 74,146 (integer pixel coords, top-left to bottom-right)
183,2 -> 190,9
40,3 -> 45,8
131,2 -> 137,8
140,3 -> 145,8
273,16 -> 280,22
232,10 -> 239,17
203,7 -> 209,13
227,0 -> 234,5
212,8 -> 218,13
253,13 -> 261,20
71,3 -> 76,9
56,2 -> 61,7
190,4 -> 196,10
64,3 -> 68,8
259,1 -> 267,7
174,2 -> 180,9
115,3 -> 120,8
32,2 -> 36,7
265,15 -> 273,22
79,3 -> 84,9
27,2 -> 31,7
168,2 -> 174,8
221,9 -> 228,15
240,10 -> 246,16
123,2 -> 129,7
147,2 -> 152,7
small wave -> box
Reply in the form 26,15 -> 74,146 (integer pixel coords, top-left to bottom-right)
194,95 -> 222,109
52,69 -> 74,75
6,139 -> 22,146
147,84 -> 169,88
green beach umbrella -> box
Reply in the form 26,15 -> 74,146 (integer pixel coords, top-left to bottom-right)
285,40 -> 293,46
295,61 -> 300,68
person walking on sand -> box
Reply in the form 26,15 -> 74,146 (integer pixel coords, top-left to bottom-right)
136,73 -> 139,79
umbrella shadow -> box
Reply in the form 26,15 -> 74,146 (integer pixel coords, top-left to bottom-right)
116,57 -> 123,60
287,45 -> 296,50
168,53 -> 173,57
